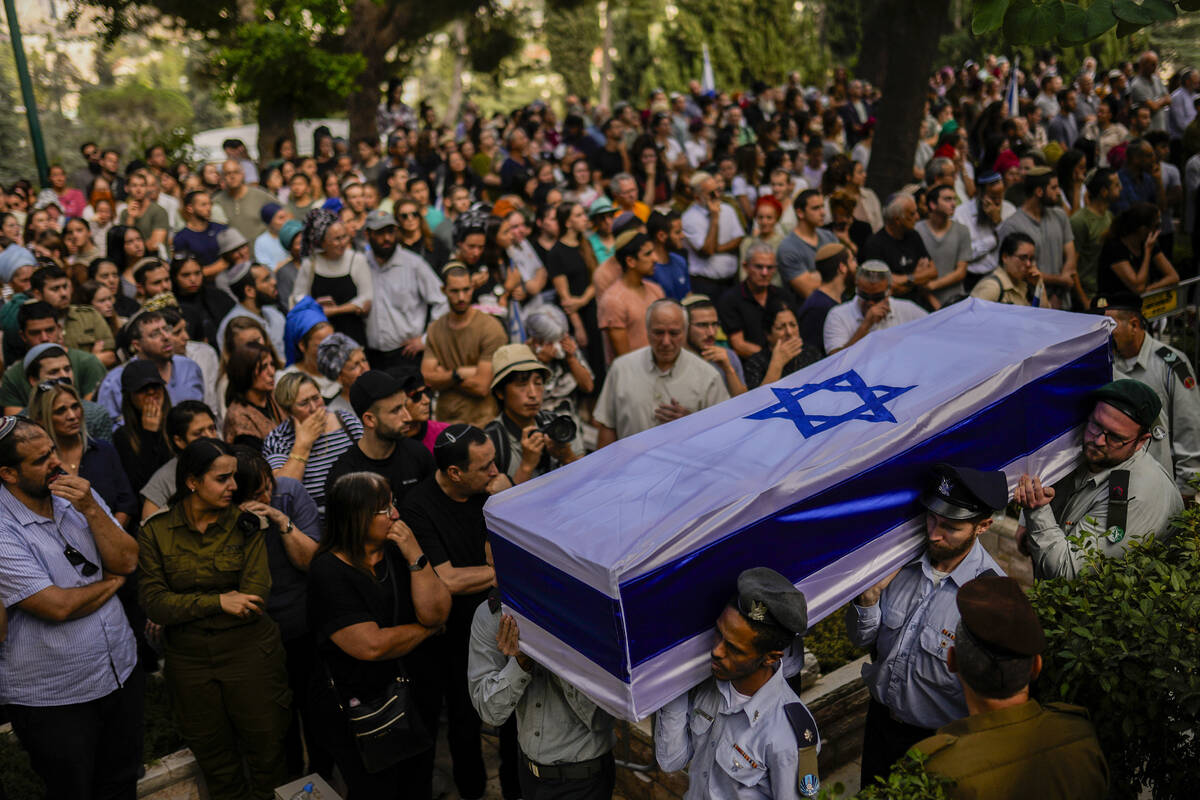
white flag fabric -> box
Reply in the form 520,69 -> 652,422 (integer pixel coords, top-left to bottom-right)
485,300 -> 1113,721
701,43 -> 716,94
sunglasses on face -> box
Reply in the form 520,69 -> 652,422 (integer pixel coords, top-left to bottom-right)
397,211 -> 419,220
407,388 -> 429,402
64,545 -> 99,577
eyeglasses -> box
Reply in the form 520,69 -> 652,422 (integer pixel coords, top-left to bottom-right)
1084,419 -> 1137,448
63,545 -> 100,577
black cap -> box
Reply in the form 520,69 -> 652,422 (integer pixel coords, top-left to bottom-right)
920,463 -> 1008,520
120,359 -> 166,397
957,575 -> 1045,656
735,568 -> 808,635
349,370 -> 405,418
1090,291 -> 1143,314
1092,378 -> 1161,429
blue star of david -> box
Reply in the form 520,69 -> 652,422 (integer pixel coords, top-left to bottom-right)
744,370 -> 916,438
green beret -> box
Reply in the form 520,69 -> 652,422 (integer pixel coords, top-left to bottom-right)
1092,379 -> 1161,429
736,568 -> 808,636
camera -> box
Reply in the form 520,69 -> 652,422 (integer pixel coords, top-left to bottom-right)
535,410 -> 576,444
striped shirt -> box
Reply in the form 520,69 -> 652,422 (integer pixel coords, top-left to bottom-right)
0,486 -> 137,706
262,410 -> 362,517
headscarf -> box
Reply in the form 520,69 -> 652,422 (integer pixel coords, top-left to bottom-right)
993,149 -> 1020,175
301,207 -> 339,258
0,245 -> 37,283
316,332 -> 360,381
283,295 -> 329,366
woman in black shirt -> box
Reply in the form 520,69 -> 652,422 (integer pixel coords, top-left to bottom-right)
113,360 -> 174,494
546,201 -> 604,383
1097,202 -> 1179,295
743,304 -> 820,389
307,471 -> 450,799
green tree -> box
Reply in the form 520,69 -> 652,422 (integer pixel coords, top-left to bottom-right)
77,83 -> 196,164
0,48 -> 33,184
544,0 -> 599,99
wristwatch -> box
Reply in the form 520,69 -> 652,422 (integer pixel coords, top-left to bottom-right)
450,367 -> 464,386
281,519 -> 294,535
408,554 -> 429,572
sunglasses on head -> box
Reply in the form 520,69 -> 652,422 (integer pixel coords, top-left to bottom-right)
36,378 -> 71,394
64,545 -> 99,577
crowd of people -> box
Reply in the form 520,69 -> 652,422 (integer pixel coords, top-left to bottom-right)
0,45 -> 1196,800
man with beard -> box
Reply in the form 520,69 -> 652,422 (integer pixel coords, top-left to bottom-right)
173,190 -> 228,272
682,295 -> 747,397
1015,379 -> 1183,581
364,210 -> 447,372
846,463 -> 1009,785
656,567 -> 821,799
422,264 -> 508,427
996,168 -> 1077,308
324,370 -> 434,507
0,417 -> 143,799
215,261 -> 286,357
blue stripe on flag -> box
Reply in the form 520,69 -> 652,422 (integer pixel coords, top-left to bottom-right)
495,342 -> 1110,683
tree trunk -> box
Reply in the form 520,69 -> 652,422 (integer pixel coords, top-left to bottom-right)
443,19 -> 468,127
345,0 -> 400,144
598,0 -> 613,109
257,98 -> 295,165
864,0 -> 950,201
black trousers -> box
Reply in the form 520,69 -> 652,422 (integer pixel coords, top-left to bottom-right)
498,716 -> 521,800
7,665 -> 145,800
859,697 -> 936,788
283,633 -> 334,780
518,751 -> 616,800
409,623 -> 488,800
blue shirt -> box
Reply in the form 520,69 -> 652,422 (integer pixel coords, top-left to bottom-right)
254,230 -> 289,268
265,477 -> 321,640
0,486 -> 137,706
173,222 -> 227,267
846,541 -> 1003,729
96,356 -> 206,421
653,253 -> 692,302
656,667 -> 813,800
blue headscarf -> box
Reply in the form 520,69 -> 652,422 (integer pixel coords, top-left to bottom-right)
284,296 -> 329,366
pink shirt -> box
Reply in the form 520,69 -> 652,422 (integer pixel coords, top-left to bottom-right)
56,188 -> 86,219
419,419 -> 451,454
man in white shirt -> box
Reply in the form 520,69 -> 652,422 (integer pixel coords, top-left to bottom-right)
363,211 -> 447,372
681,172 -> 745,300
824,261 -> 928,354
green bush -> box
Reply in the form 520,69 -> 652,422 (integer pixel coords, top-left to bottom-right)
808,605 -> 867,674
0,672 -> 185,793
819,750 -> 954,799
1028,514 -> 1200,799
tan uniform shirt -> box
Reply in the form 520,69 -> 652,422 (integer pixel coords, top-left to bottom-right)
62,304 -> 116,355
426,309 -> 509,427
970,266 -> 1041,307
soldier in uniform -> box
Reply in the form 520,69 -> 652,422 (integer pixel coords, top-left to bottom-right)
655,567 -> 821,799
138,438 -> 291,800
914,575 -> 1109,798
1016,379 -> 1183,580
1093,292 -> 1200,501
846,463 -> 1009,786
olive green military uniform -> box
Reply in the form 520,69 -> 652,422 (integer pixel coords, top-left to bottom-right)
62,304 -> 116,356
914,700 -> 1109,799
138,504 -> 291,800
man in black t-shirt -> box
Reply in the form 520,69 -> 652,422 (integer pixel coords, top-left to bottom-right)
325,371 -> 434,505
402,424 -> 509,800
861,194 -> 938,309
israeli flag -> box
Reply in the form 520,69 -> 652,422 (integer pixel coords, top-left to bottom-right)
701,43 -> 716,94
485,300 -> 1113,721
1006,55 -> 1021,119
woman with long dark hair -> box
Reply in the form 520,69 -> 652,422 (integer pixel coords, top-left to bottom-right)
138,438 -> 291,800
1097,203 -> 1180,295
396,196 -> 436,264
87,257 -> 141,318
113,360 -> 174,494
224,340 -> 285,448
307,471 -> 449,798
1055,149 -> 1088,215
104,224 -> 146,288
170,251 -> 234,347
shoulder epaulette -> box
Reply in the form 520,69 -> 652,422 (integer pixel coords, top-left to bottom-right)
1044,701 -> 1092,719
1157,346 -> 1196,389
913,732 -> 957,757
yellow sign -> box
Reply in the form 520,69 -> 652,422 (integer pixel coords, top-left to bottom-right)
1142,289 -> 1179,320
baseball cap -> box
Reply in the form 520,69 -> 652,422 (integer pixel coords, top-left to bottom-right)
349,370 -> 406,418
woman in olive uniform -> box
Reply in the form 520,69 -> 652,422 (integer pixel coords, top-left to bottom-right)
138,438 -> 291,800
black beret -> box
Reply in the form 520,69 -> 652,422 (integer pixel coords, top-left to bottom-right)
1090,291 -> 1143,314
957,575 -> 1045,656
736,568 -> 808,636
1092,378 -> 1161,429
920,463 -> 1009,520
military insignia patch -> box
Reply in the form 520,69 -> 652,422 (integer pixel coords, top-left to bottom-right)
800,773 -> 820,797
1106,526 -> 1125,544
747,600 -> 768,622
938,476 -> 953,496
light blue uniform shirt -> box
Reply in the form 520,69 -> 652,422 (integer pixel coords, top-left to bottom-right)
0,486 -> 137,706
846,541 -> 1003,729
96,355 -> 206,421
656,667 -> 813,800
